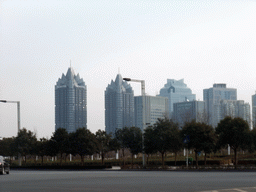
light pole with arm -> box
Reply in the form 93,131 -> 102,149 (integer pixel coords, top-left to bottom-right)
0,100 -> 20,132
0,100 -> 21,166
123,78 -> 146,168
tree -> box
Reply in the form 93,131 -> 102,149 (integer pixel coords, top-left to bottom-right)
200,124 -> 216,165
153,118 -> 179,167
115,127 -> 129,165
109,136 -> 120,159
196,110 -> 210,125
144,126 -> 158,164
168,125 -> 183,166
181,121 -> 216,169
71,128 -> 97,165
123,127 -> 142,168
51,128 -> 69,165
95,130 -> 112,165
14,128 -> 37,164
0,137 -> 16,158
216,116 -> 251,169
45,138 -> 58,159
250,128 -> 256,152
36,138 -> 49,165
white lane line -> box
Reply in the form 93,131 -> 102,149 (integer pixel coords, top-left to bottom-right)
199,187 -> 256,192
200,190 -> 218,192
232,189 -> 247,192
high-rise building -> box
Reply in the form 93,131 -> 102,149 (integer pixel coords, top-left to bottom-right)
55,67 -> 87,133
203,84 -> 237,127
134,95 -> 168,130
158,79 -> 196,118
173,100 -> 206,128
219,100 -> 250,126
237,101 -> 250,124
252,93 -> 256,128
105,74 -> 134,135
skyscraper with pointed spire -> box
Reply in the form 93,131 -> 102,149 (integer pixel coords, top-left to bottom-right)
252,92 -> 256,128
55,67 -> 87,133
105,73 -> 134,134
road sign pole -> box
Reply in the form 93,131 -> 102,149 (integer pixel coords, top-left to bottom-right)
186,148 -> 188,168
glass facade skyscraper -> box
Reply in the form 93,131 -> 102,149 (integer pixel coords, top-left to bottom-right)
55,67 -> 87,133
252,93 -> 256,128
105,74 -> 134,135
159,79 -> 196,118
134,95 -> 168,131
203,84 -> 237,128
219,100 -> 250,125
173,100 -> 206,128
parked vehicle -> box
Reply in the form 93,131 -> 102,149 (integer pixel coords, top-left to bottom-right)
0,156 -> 10,174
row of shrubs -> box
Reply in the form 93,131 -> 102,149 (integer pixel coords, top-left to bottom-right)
9,159 -> 256,169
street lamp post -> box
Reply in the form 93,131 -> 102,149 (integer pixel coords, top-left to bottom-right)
0,100 -> 20,132
0,100 -> 21,166
123,78 -> 146,168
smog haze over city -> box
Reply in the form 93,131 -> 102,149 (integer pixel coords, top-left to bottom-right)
1,0 -> 256,139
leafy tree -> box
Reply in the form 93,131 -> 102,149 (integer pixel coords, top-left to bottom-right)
36,138 -> 49,165
64,132 -> 74,162
153,118 -> 179,167
124,127 -> 142,168
115,127 -> 129,165
168,125 -> 183,166
250,128 -> 256,152
144,126 -> 158,164
71,128 -> 97,165
201,124 -> 216,165
0,137 -> 16,158
181,121 -> 216,168
216,116 -> 251,169
51,128 -> 69,165
45,138 -> 58,158
95,130 -> 112,165
109,137 -> 120,157
14,128 -> 37,164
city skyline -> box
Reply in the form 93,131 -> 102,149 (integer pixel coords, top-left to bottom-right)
1,0 -> 256,138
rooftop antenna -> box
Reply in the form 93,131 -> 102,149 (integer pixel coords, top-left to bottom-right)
118,67 -> 120,74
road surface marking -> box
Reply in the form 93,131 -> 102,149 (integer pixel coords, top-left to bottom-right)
232,189 -> 247,192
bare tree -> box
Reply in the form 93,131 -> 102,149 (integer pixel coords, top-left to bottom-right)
197,109 -> 210,125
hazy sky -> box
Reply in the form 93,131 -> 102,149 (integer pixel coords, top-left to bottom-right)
1,0 -> 256,139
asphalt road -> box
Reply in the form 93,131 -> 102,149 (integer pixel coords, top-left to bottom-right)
1,170 -> 256,192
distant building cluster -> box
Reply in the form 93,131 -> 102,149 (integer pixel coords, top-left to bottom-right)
105,74 -> 169,134
55,68 -> 254,133
203,84 -> 250,128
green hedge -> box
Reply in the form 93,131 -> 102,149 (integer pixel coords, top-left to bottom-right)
11,164 -> 111,169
